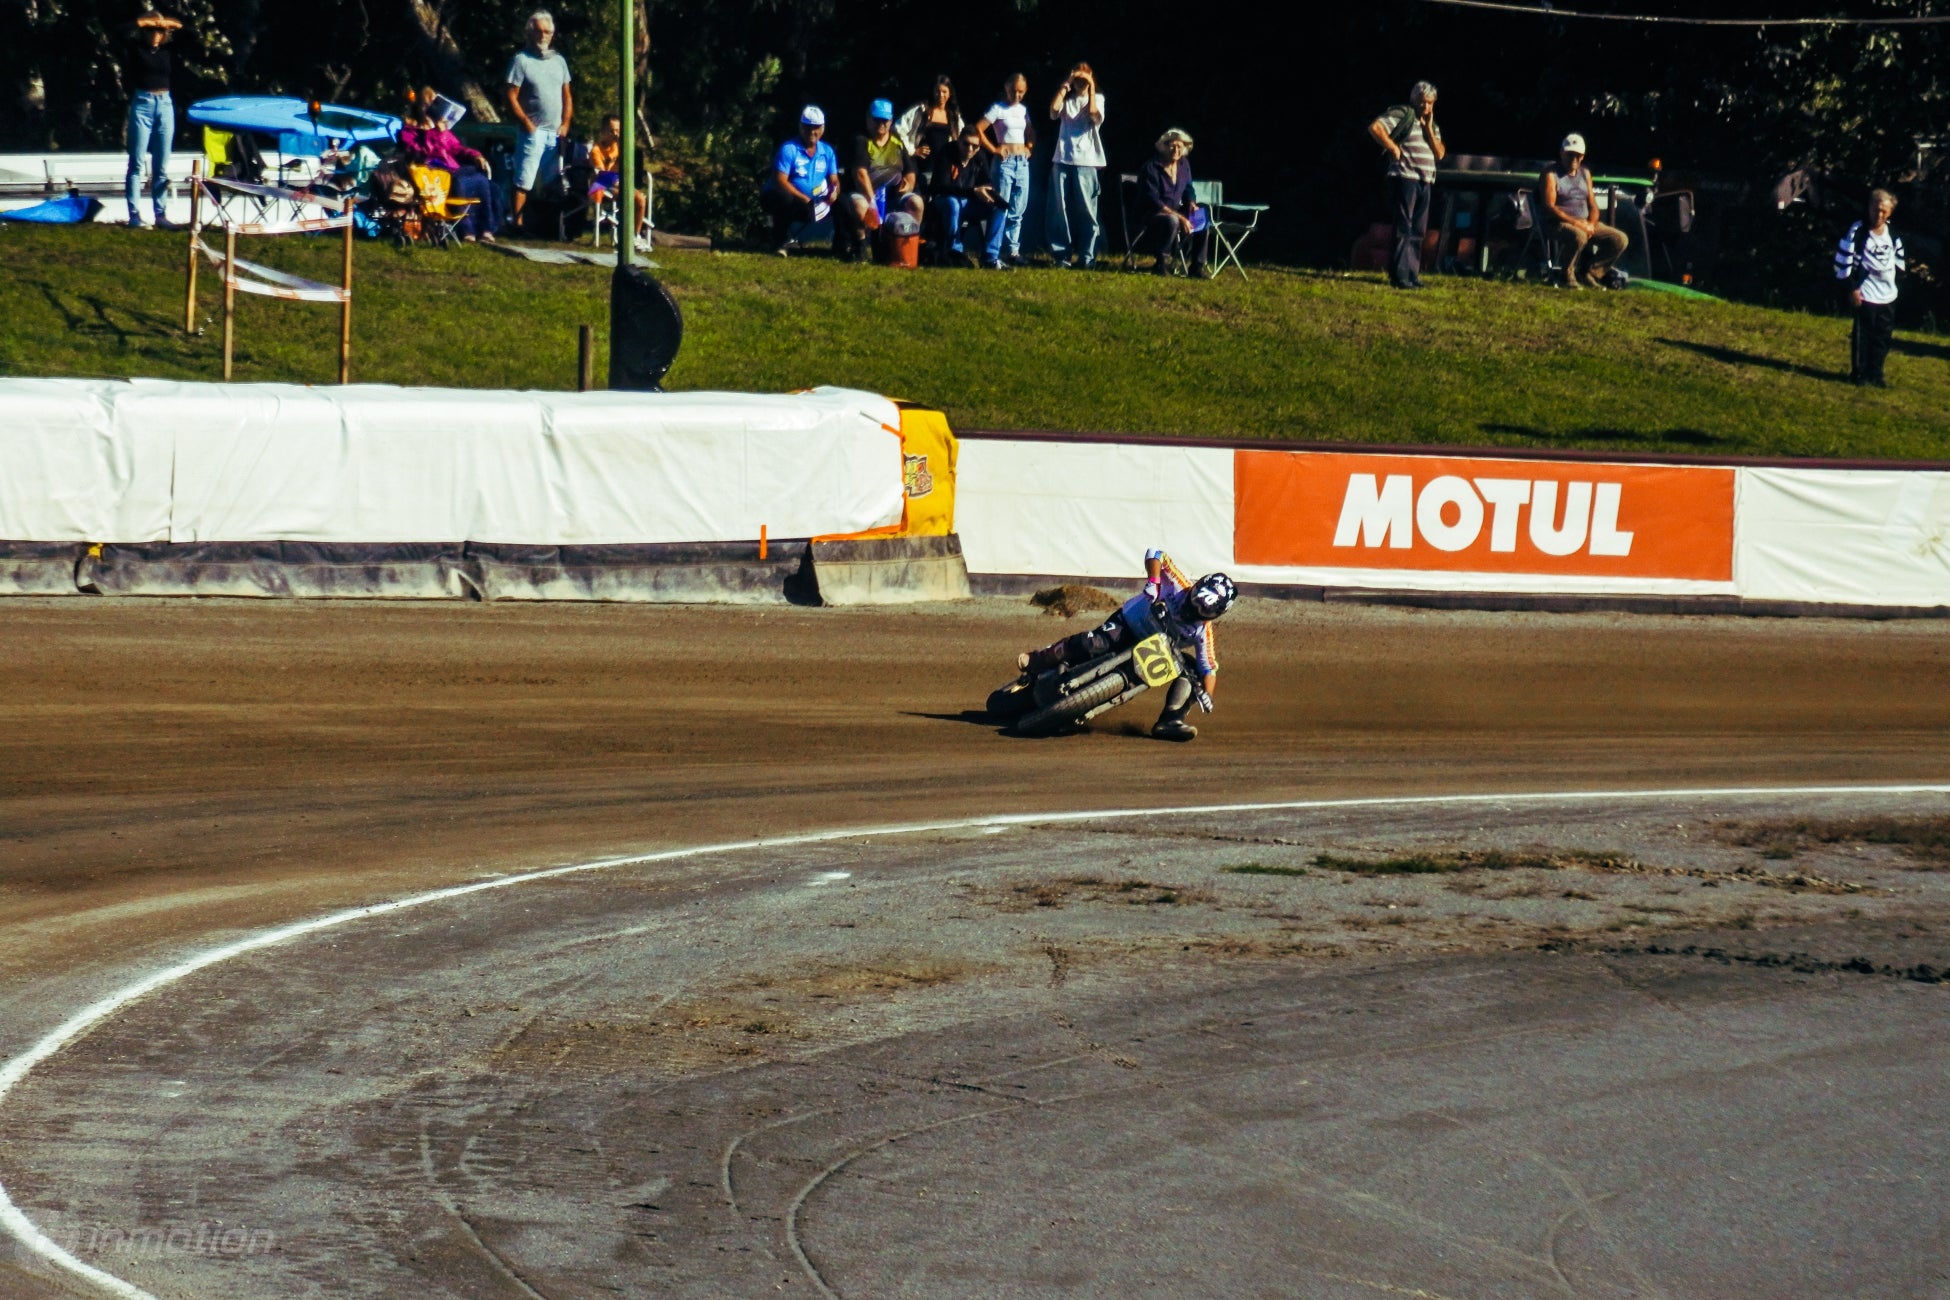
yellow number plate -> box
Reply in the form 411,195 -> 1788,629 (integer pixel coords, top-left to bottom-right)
1131,634 -> 1182,688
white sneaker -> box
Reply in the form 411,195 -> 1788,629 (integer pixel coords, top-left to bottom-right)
633,234 -> 653,253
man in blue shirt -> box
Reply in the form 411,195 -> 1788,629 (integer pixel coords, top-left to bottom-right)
762,107 -> 840,257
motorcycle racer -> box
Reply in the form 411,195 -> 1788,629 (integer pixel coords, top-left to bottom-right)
1017,549 -> 1235,741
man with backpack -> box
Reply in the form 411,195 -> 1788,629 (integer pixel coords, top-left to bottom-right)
1834,189 -> 1905,388
1368,81 -> 1445,290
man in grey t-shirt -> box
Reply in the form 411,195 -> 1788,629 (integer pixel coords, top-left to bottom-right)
505,9 -> 574,230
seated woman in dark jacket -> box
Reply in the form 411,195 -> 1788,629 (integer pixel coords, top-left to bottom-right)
1139,128 -> 1207,278
398,87 -> 502,242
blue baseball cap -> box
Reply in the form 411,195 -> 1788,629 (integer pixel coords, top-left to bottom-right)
800,105 -> 825,127
869,98 -> 894,121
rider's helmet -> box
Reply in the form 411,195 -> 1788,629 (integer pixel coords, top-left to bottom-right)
1186,572 -> 1237,621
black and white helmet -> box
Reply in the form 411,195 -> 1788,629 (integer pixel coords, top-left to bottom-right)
1187,572 -> 1237,621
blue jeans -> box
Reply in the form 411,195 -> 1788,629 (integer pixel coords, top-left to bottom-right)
984,155 -> 1030,263
125,91 -> 174,223
1045,163 -> 1101,265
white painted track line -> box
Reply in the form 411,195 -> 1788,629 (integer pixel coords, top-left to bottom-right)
3,782 -> 1946,1299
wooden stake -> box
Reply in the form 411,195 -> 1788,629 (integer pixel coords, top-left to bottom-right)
222,223 -> 237,382
184,159 -> 202,335
577,324 -> 594,392
339,196 -> 354,385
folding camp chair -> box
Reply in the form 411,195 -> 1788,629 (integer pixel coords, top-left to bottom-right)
1117,172 -> 1196,273
407,165 -> 478,249
1192,180 -> 1269,280
1514,188 -> 1563,283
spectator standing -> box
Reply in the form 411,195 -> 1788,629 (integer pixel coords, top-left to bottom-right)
587,113 -> 651,251
1835,189 -> 1905,388
838,99 -> 923,263
123,11 -> 182,229
399,88 -> 501,243
974,74 -> 1033,269
1541,133 -> 1628,288
1367,81 -> 1444,290
761,107 -> 840,257
1045,62 -> 1106,269
896,75 -> 963,195
505,10 -> 573,232
1140,128 -> 1207,278
928,126 -> 998,264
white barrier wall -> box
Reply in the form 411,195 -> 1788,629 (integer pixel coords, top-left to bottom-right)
954,439 -> 1233,579
1735,469 -> 1950,606
957,437 -> 1950,609
0,379 -> 906,545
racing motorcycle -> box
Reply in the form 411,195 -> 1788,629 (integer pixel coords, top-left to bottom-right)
985,598 -> 1213,737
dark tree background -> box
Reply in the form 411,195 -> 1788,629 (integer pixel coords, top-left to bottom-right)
5,0 -> 1948,306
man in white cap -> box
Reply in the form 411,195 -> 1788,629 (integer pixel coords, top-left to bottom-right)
762,106 -> 841,257
1541,133 -> 1629,288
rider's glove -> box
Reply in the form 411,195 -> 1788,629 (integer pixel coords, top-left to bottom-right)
1143,580 -> 1161,600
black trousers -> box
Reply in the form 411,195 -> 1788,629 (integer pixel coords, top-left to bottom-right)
760,187 -> 817,248
1145,212 -> 1209,274
1028,612 -> 1196,726
1387,175 -> 1431,287
1851,300 -> 1895,384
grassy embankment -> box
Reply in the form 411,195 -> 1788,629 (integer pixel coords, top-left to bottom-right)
2,223 -> 1947,459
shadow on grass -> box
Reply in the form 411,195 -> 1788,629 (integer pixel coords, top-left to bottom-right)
1892,336 -> 1950,362
34,280 -> 187,349
1656,336 -> 1844,383
1479,423 -> 1734,449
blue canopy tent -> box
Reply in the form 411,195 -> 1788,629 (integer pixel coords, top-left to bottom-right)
188,96 -> 401,155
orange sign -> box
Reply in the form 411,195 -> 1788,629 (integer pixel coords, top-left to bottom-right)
1235,450 -> 1734,580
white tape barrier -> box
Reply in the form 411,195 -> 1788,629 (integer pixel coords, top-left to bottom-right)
956,439 -> 1950,608
192,235 -> 350,304
2,782 -> 1946,1299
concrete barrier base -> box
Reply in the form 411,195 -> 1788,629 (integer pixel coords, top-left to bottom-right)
0,536 -> 972,606
466,542 -> 817,604
78,543 -> 468,599
0,543 -> 87,596
809,535 -> 972,605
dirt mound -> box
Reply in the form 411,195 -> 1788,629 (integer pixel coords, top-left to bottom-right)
1032,584 -> 1122,618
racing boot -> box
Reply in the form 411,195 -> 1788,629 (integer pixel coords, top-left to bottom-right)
1151,678 -> 1198,742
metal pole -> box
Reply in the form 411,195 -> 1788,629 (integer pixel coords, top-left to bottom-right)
618,0 -> 635,271
222,223 -> 237,382
339,196 -> 354,384
184,160 -> 202,334
578,324 -> 594,391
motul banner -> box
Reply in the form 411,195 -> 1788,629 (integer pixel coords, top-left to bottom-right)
1234,450 -> 1735,582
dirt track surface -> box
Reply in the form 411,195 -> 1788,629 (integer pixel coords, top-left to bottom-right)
2,597 -> 1948,1297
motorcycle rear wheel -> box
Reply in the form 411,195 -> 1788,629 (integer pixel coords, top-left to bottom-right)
986,679 -> 1037,721
1011,671 -> 1132,737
